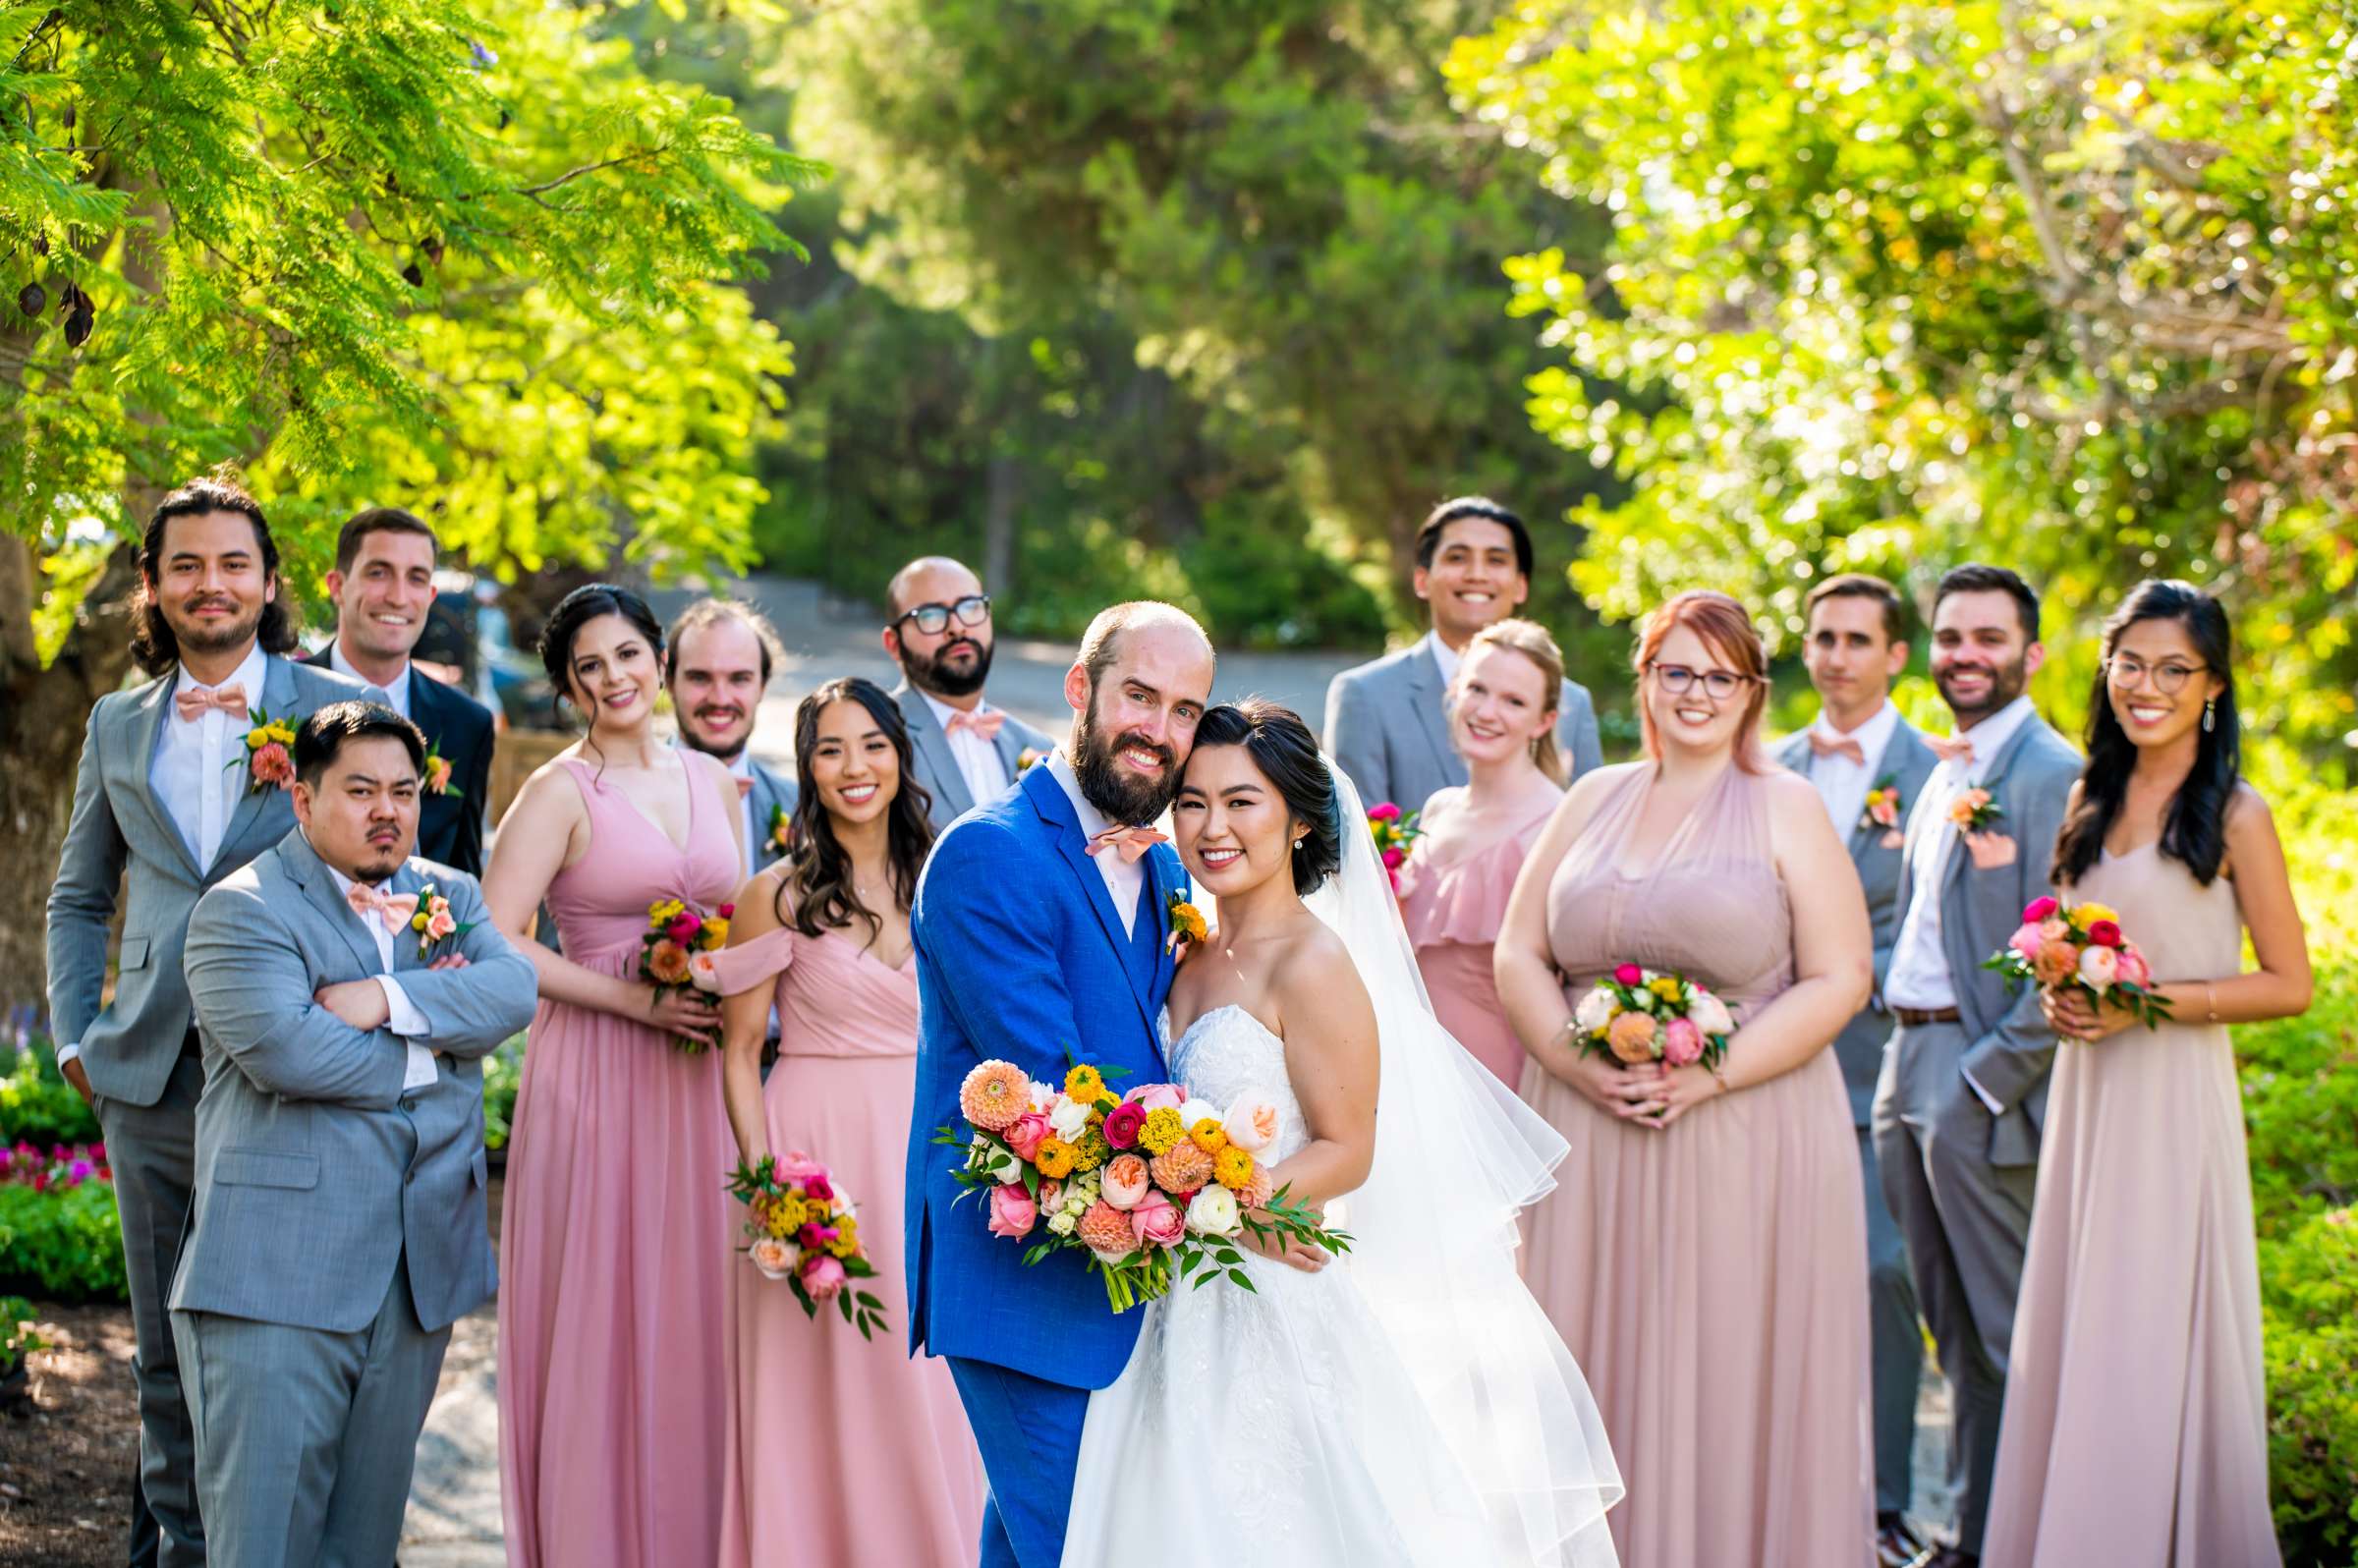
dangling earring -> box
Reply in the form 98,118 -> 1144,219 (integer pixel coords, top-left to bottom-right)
2203,699 -> 2216,734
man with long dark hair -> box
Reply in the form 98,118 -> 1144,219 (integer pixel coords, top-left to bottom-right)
45,475 -> 378,1565
883,556 -> 1053,834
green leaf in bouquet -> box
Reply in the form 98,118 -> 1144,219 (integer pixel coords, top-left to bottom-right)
1227,1268 -> 1256,1291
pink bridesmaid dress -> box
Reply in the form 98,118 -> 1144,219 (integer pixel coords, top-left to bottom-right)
710,922 -> 985,1566
1520,762 -> 1873,1568
497,756 -> 741,1568
1398,789 -> 1561,1087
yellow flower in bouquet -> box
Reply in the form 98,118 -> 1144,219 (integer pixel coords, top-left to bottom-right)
1648,976 -> 1684,1005
648,898 -> 686,924
1065,1064 -> 1106,1104
2068,902 -> 2119,933
1137,1106 -> 1186,1156
828,1217 -> 861,1260
1212,1146 -> 1257,1192
1036,1138 -> 1079,1180
1189,1119 -> 1228,1155
1072,1128 -> 1110,1173
768,1195 -> 809,1236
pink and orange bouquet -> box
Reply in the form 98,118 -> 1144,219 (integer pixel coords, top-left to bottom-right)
640,897 -> 733,1053
1570,963 -> 1737,1072
934,1058 -> 1349,1313
1983,896 -> 2172,1029
728,1152 -> 888,1337
1366,801 -> 1424,891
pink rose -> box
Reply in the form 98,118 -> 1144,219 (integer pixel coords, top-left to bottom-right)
1101,1153 -> 1151,1210
2008,923 -> 2045,964
1221,1094 -> 1281,1154
800,1254 -> 847,1301
1662,1017 -> 1705,1067
2115,946 -> 2152,990
2022,895 -> 2060,924
687,951 -> 723,993
667,916 -> 702,945
1380,845 -> 1406,869
1367,802 -> 1402,822
1612,962 -> 1645,988
772,1150 -> 825,1185
1130,1189 -> 1187,1249
986,1182 -> 1039,1240
748,1236 -> 793,1279
252,742 -> 295,789
1870,798 -> 1898,827
1101,1101 -> 1148,1150
1122,1083 -> 1187,1113
801,1172 -> 835,1204
2039,918 -> 2070,943
2077,944 -> 2119,993
1003,1111 -> 1051,1163
2086,919 -> 2123,950
427,756 -> 454,794
424,908 -> 457,942
1038,1178 -> 1063,1214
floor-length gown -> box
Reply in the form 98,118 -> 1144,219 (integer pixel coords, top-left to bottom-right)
712,924 -> 986,1566
497,756 -> 740,1567
1984,842 -> 2279,1566
1520,762 -> 1873,1567
1400,788 -> 1561,1087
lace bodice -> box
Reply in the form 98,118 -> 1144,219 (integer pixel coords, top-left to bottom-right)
1168,1005 -> 1310,1161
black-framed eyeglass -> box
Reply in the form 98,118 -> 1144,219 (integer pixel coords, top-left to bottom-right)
1648,662 -> 1757,700
2105,655 -> 2209,696
893,594 -> 991,637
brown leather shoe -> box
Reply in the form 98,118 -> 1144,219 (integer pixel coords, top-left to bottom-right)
1875,1515 -> 1933,1568
1922,1549 -> 1980,1568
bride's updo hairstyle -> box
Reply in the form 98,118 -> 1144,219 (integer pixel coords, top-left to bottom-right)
1632,588 -> 1771,771
1190,698 -> 1343,895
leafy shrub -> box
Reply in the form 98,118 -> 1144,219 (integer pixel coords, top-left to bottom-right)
482,1033 -> 526,1153
0,1040 -> 101,1149
2259,1206 -> 2358,1562
0,1294 -> 40,1378
0,1181 -> 126,1304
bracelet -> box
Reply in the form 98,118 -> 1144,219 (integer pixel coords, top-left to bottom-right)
2205,980 -> 2218,1025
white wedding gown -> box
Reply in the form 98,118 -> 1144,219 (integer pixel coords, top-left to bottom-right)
1060,1004 -> 1620,1566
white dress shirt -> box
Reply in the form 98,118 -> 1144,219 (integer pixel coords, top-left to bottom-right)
1427,632 -> 1462,690
1805,700 -> 1903,838
724,750 -> 760,875
923,689 -> 1016,812
1884,694 -> 2038,1014
1048,749 -> 1145,937
315,851 -> 437,1092
329,642 -> 411,720
151,643 -> 270,875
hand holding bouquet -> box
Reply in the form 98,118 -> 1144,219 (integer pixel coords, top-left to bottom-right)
640,898 -> 733,1053
1984,896 -> 2172,1032
1366,802 -> 1424,893
935,1059 -> 1350,1313
1569,963 -> 1736,1073
728,1152 -> 889,1338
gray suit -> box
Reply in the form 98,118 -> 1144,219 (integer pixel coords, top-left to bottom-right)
45,652 -> 369,1565
1323,632 -> 1603,814
174,832 -> 534,1567
747,755 -> 800,870
1869,711 -> 2080,1554
1775,717 -> 1939,1518
892,681 -> 1055,835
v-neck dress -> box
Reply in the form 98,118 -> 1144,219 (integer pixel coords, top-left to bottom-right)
497,756 -> 742,1568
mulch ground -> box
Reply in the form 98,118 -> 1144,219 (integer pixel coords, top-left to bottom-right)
0,1301 -> 140,1568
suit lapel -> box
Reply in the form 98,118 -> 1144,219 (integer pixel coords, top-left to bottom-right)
1937,710 -> 2043,903
287,834 -> 387,980
1405,638 -> 1456,791
1031,770 -> 1159,1037
128,674 -> 204,880
390,861 -> 428,976
211,654 -> 298,876
900,686 -> 973,819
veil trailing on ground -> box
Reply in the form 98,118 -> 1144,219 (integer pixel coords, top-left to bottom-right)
1303,759 -> 1625,1567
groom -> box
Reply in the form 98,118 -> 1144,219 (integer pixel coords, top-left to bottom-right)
906,601 -> 1213,1568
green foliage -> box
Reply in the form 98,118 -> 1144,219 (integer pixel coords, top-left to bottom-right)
0,1180 -> 125,1304
2260,1204 -> 2358,1559
0,1040 -> 100,1150
0,1294 -> 39,1378
482,1032 -> 525,1153
1452,0 -> 2358,761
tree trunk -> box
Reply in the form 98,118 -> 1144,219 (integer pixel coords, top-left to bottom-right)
982,449 -> 1022,599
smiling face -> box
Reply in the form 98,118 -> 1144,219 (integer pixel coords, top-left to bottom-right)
1932,588 -> 2043,725
806,695 -> 900,830
150,510 -> 278,662
1643,623 -> 1756,757
1801,592 -> 1908,724
2105,615 -> 2222,751
1064,622 -> 1214,825
562,612 -> 661,733
1174,742 -> 1302,901
294,734 -> 421,882
670,615 -> 766,761
1451,642 -> 1556,770
1416,518 -> 1530,644
324,529 -> 434,667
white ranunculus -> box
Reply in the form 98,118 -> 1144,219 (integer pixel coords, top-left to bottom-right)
1573,985 -> 1617,1036
1185,1184 -> 1243,1239
1030,1080 -> 1058,1112
1046,1209 -> 1078,1237
1688,990 -> 1736,1038
1047,1094 -> 1092,1142
1178,1097 -> 1223,1132
967,1135 -> 1022,1185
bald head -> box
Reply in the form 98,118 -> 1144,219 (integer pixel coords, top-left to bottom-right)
1063,601 -> 1216,824
884,555 -> 995,700
887,556 -> 982,617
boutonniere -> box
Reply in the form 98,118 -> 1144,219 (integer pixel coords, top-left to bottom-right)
1860,776 -> 1903,835
766,803 -> 798,861
1948,787 -> 2004,836
226,709 -> 300,793
407,881 -> 475,959
421,740 -> 462,798
1016,747 -> 1046,776
1165,891 -> 1207,961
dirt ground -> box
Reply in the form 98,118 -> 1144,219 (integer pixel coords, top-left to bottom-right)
0,1301 -> 142,1568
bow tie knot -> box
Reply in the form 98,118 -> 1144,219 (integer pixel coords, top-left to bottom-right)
346,883 -> 420,933
1806,729 -> 1866,767
1085,825 -> 1168,865
735,775 -> 755,800
1928,732 -> 1976,766
175,685 -> 250,723
944,707 -> 1006,741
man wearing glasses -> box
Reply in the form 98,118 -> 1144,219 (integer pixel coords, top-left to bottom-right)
884,557 -> 1054,833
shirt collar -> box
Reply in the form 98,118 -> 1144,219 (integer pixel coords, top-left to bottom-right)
175,642 -> 269,702
919,688 -> 991,729
1957,695 -> 2037,779
328,640 -> 408,699
1813,699 -> 1901,765
1046,748 -> 1116,840
1426,632 -> 1462,688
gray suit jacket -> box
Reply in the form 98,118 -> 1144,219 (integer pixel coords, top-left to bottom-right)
892,681 -> 1055,834
173,832 -> 536,1333
1323,632 -> 1604,815
747,755 -> 800,869
1893,711 -> 2082,1165
46,655 -> 375,1107
1775,718 -> 1942,1125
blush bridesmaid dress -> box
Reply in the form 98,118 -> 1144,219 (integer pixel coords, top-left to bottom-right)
1398,786 -> 1562,1089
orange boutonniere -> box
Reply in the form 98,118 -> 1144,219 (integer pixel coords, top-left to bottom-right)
1165,892 -> 1207,961
421,742 -> 462,798
1016,747 -> 1046,776
1948,787 -> 2004,835
1860,776 -> 1902,834
226,709 -> 300,793
406,881 -> 474,959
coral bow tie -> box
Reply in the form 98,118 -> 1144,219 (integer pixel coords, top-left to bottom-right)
346,884 -> 420,932
1807,730 -> 1866,766
1928,732 -> 1976,766
945,708 -> 1005,741
735,776 -> 755,799
1086,826 -> 1168,865
175,685 -> 250,723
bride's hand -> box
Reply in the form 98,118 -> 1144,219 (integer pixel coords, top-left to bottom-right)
1239,1199 -> 1330,1274
1624,1062 -> 1726,1130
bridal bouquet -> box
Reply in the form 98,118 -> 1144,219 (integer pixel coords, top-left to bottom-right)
935,1059 -> 1350,1313
639,897 -> 733,1053
1983,896 -> 2172,1029
728,1152 -> 890,1338
1570,963 -> 1736,1072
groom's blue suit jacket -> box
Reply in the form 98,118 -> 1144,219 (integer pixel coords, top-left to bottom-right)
906,763 -> 1182,1389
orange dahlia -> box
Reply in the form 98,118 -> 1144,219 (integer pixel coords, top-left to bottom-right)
959,1060 -> 1032,1132
1078,1201 -> 1136,1258
1150,1140 -> 1213,1194
1606,1011 -> 1658,1064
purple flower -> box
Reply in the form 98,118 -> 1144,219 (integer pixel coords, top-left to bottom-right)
68,1158 -> 92,1183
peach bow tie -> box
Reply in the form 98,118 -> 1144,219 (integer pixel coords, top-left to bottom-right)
346,883 -> 420,932
945,708 -> 1005,741
175,685 -> 250,723
1085,825 -> 1168,865
1928,732 -> 1975,766
736,775 -> 755,799
1807,730 -> 1865,766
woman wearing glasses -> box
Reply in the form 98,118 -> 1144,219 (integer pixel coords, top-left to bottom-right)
1984,582 -> 2309,1567
1495,590 -> 1879,1566
881,556 -> 1055,835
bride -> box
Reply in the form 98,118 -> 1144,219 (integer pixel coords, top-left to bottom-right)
1061,699 -> 1622,1566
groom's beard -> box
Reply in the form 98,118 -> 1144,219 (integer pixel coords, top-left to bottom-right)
1073,705 -> 1180,827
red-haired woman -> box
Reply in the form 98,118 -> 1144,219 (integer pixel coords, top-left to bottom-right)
1495,590 -> 1879,1567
